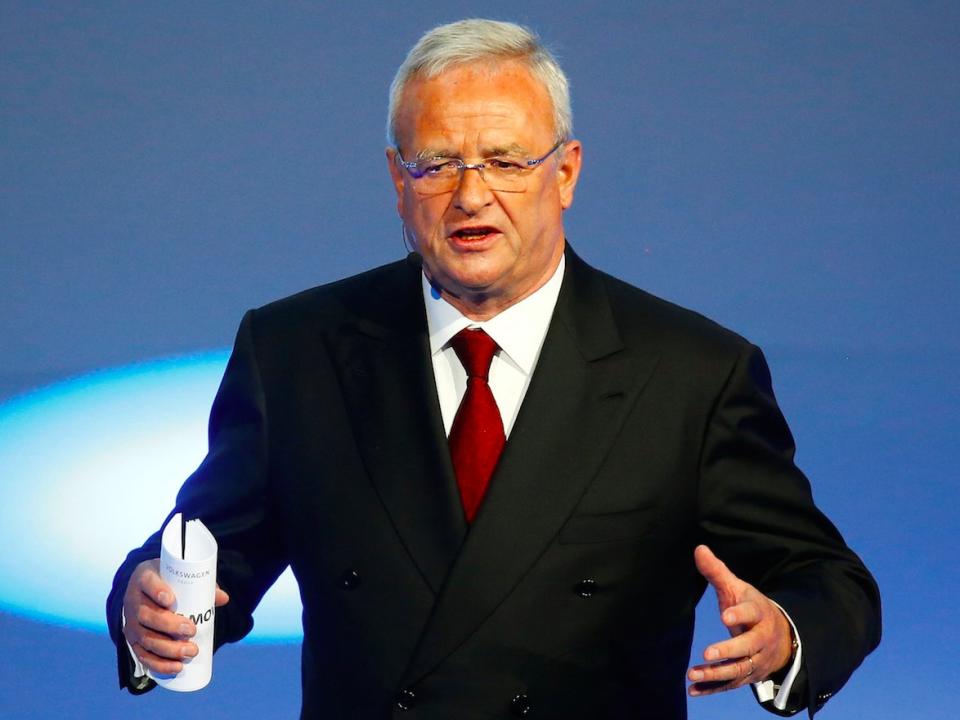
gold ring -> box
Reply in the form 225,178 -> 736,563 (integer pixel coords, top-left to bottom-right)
745,655 -> 755,677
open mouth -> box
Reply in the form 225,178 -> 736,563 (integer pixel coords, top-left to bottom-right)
450,226 -> 500,244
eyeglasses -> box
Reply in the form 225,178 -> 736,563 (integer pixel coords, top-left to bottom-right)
395,140 -> 565,194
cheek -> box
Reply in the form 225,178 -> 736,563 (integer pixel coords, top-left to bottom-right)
510,194 -> 554,242
406,196 -> 450,241
422,198 -> 445,222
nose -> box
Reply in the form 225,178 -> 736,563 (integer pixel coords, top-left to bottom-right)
452,164 -> 494,215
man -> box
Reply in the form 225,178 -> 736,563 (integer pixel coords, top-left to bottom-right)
108,19 -> 880,719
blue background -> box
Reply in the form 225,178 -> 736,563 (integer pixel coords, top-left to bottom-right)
1,2 -> 957,718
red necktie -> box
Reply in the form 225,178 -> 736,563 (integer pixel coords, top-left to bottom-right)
448,328 -> 505,524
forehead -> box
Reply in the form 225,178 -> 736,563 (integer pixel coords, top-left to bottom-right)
394,61 -> 556,152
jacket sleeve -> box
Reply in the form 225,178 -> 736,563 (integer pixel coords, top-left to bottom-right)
106,309 -> 288,692
696,343 -> 881,717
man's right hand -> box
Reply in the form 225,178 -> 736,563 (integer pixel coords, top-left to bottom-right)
122,559 -> 230,675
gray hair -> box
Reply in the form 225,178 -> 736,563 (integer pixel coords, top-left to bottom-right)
387,18 -> 572,147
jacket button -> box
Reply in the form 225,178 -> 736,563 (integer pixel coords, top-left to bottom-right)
395,687 -> 417,711
510,692 -> 531,716
341,569 -> 361,590
575,579 -> 597,598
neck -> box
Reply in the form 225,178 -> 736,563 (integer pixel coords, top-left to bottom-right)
426,248 -> 564,322
438,290 -> 519,322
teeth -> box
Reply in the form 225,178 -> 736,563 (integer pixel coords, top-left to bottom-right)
458,228 -> 491,236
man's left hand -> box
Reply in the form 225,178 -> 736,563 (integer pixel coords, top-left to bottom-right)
687,544 -> 794,697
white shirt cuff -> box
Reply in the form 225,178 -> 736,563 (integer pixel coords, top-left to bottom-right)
753,601 -> 803,711
121,608 -> 149,679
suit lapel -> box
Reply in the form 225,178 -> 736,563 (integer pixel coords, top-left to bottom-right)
331,260 -> 466,595
402,250 -> 660,684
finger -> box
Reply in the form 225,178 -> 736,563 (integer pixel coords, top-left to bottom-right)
721,600 -> 762,631
130,641 -> 185,676
137,566 -> 176,608
215,586 -> 230,607
694,545 -> 734,588
693,545 -> 739,606
689,675 -> 749,697
688,679 -> 736,697
688,656 -> 754,692
136,600 -> 196,638
136,628 -> 199,662
702,632 -> 762,663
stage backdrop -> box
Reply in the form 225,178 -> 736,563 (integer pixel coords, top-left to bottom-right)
2,2 -> 957,718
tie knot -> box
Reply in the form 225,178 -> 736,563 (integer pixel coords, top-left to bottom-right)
450,328 -> 499,380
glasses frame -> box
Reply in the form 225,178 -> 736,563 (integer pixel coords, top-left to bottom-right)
395,140 -> 566,193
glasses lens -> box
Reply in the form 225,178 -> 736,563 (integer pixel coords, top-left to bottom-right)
411,160 -> 528,194
484,160 -> 527,191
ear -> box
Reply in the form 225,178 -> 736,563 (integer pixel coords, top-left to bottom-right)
555,140 -> 583,210
386,147 -> 405,216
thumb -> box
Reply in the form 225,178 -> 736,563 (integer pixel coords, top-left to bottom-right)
694,544 -> 739,607
215,585 -> 230,607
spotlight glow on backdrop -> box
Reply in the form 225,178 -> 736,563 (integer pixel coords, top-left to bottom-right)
0,353 -> 303,642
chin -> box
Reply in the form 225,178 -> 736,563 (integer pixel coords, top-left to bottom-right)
447,276 -> 498,297
436,258 -> 501,286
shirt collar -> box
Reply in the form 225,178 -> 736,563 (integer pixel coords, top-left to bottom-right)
423,254 -> 566,375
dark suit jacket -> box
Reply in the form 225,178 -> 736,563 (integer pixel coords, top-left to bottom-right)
108,248 -> 880,719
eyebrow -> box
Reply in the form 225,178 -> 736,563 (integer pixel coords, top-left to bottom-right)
413,142 -> 531,160
483,143 -> 529,157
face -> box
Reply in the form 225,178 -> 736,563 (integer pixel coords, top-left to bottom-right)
387,61 -> 581,317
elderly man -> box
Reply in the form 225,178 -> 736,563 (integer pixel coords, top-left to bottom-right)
109,19 -> 880,719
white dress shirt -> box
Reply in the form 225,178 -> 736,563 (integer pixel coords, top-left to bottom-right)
423,255 -> 566,438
